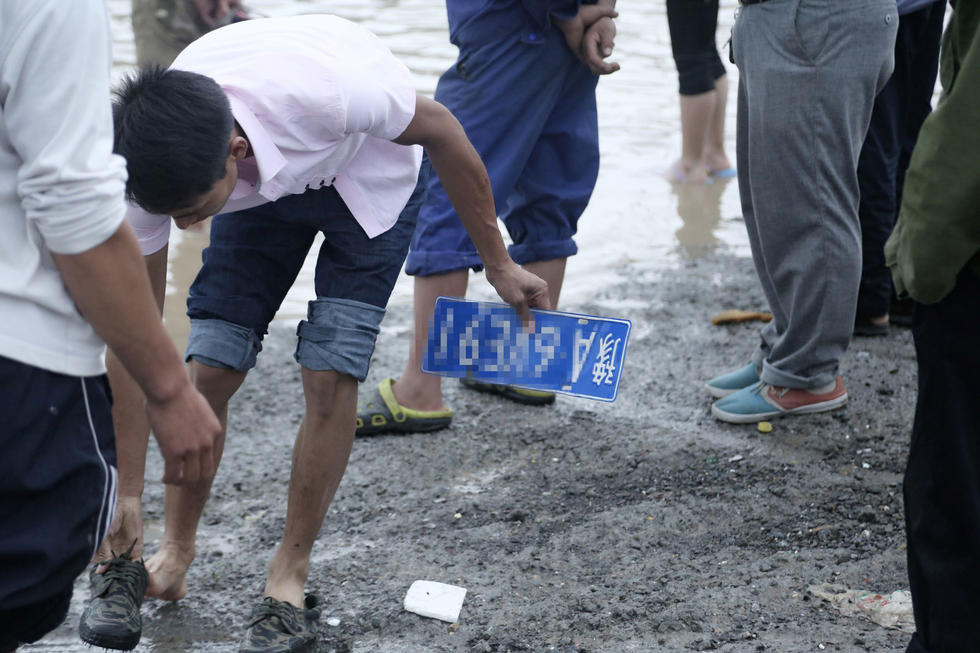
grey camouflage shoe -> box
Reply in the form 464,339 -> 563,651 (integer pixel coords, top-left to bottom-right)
240,595 -> 321,653
78,542 -> 149,650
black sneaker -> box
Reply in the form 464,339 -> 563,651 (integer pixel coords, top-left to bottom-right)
78,542 -> 149,650
239,595 -> 321,653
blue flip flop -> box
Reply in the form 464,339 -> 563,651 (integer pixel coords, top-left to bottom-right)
709,167 -> 737,179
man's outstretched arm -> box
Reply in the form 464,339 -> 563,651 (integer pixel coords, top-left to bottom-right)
394,95 -> 551,322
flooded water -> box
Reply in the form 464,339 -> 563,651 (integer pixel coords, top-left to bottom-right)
106,0 -> 747,352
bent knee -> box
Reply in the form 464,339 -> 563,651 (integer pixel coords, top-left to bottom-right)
189,359 -> 247,406
302,369 -> 356,422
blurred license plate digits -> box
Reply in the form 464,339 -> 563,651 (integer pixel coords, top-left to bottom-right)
423,297 -> 631,402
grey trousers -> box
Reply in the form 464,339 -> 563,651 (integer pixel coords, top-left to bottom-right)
732,0 -> 897,389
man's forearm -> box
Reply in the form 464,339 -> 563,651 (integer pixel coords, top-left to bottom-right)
424,119 -> 512,273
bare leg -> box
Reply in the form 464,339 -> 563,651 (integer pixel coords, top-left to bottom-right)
673,90 -> 717,183
391,270 -> 468,411
96,352 -> 150,562
145,361 -> 246,601
522,258 -> 566,309
263,370 -> 357,608
703,74 -> 732,173
95,248 -> 169,563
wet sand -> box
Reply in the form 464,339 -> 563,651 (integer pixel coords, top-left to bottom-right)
29,2 -> 916,652
32,250 -> 916,652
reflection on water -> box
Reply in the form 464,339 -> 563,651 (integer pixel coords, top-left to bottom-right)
673,176 -> 735,259
106,0 -> 746,353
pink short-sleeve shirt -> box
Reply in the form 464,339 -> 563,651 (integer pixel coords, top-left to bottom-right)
127,13 -> 422,254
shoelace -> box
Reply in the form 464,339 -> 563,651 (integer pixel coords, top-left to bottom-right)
247,599 -> 301,634
97,541 -> 145,599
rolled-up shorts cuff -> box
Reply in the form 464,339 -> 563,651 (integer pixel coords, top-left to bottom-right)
405,238 -> 579,277
295,297 -> 385,381
677,55 -> 727,95
186,318 -> 263,372
508,239 -> 578,266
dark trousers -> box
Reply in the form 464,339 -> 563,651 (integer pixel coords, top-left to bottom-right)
904,269 -> 980,653
666,0 -> 725,95
856,2 -> 945,319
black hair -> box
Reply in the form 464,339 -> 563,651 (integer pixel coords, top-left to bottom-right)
112,66 -> 234,214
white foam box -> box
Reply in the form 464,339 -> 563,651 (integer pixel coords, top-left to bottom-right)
403,580 -> 467,623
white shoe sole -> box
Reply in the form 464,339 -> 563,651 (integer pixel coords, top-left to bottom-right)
704,383 -> 741,399
711,393 -> 848,424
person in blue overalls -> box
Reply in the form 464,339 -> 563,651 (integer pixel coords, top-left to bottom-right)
356,0 -> 619,436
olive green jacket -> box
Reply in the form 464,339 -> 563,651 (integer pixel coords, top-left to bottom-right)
886,0 -> 980,304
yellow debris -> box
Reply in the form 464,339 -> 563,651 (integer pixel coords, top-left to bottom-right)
758,421 -> 773,433
711,309 -> 773,325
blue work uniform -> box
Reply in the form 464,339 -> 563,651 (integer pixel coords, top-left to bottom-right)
405,0 -> 601,277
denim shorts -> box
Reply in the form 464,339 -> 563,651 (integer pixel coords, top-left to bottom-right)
186,176 -> 424,381
404,26 -> 598,277
0,357 -> 116,615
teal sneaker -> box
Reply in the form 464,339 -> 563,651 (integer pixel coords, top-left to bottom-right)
704,363 -> 760,398
711,377 -> 847,424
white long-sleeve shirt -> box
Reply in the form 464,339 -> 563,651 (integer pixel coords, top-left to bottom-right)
0,0 -> 128,376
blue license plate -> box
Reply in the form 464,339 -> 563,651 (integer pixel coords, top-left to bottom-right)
422,297 -> 631,402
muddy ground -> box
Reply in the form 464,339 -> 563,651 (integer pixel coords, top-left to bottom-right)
35,251 -> 918,652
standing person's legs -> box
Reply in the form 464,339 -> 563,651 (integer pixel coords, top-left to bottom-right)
733,0 -> 896,390
703,72 -> 731,175
666,0 -> 728,182
895,1 -> 946,205
395,268 -> 468,412
710,0 -> 896,420
701,16 -> 770,399
904,271 -> 980,652
857,2 -> 946,330
856,68 -> 903,328
500,49 -> 598,303
391,30 -> 584,415
0,360 -> 116,648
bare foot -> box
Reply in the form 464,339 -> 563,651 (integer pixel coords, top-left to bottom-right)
145,541 -> 195,601
391,377 -> 447,413
704,153 -> 733,174
669,160 -> 710,184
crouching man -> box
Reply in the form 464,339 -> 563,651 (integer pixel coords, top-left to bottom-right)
80,13 -> 549,653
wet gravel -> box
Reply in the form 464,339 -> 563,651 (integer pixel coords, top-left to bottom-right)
34,252 -> 917,652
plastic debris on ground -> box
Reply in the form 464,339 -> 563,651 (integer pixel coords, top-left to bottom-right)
403,580 -> 467,623
808,583 -> 914,632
